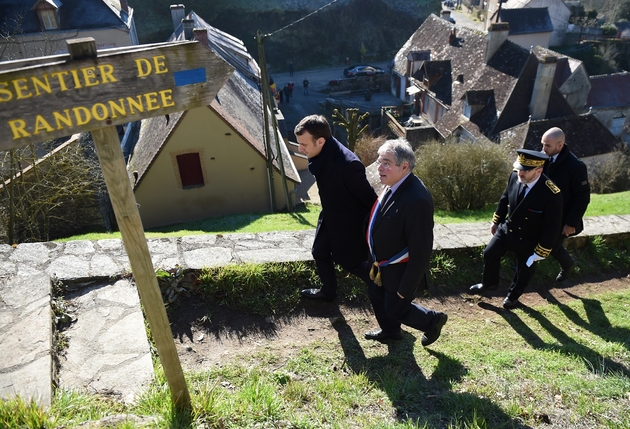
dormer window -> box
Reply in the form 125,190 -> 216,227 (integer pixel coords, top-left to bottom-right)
32,0 -> 62,30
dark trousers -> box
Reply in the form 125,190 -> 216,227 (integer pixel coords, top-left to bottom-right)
482,231 -> 536,301
312,225 -> 372,297
549,235 -> 575,270
368,282 -> 440,334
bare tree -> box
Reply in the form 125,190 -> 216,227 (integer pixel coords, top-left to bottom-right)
0,135 -> 112,244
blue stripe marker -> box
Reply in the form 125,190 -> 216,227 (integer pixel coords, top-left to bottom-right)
174,68 -> 206,86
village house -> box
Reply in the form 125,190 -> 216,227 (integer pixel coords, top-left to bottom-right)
125,7 -> 299,229
485,0 -> 571,46
385,13 -> 620,158
0,0 -> 138,61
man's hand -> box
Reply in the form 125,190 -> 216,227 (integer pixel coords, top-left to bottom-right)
526,253 -> 545,267
491,223 -> 498,235
563,224 -> 576,236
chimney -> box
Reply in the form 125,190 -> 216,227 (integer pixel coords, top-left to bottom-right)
449,29 -> 457,45
485,22 -> 509,64
193,28 -> 208,47
441,10 -> 451,21
119,0 -> 129,13
183,18 -> 194,40
529,55 -> 558,120
170,4 -> 185,31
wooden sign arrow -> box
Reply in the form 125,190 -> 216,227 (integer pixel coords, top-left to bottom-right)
0,40 -> 233,150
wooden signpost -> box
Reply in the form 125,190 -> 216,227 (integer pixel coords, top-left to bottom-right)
0,38 -> 234,410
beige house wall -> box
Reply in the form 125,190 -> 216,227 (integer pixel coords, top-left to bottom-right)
135,107 -> 295,229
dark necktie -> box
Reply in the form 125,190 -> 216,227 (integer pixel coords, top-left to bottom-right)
517,184 -> 528,204
381,188 -> 392,212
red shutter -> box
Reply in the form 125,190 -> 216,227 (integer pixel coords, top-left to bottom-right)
176,153 -> 204,188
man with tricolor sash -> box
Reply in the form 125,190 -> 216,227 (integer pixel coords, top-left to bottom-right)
364,138 -> 447,346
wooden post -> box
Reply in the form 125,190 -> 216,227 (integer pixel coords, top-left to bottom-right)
72,39 -> 191,410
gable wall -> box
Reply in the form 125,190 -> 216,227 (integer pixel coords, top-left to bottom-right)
134,107 -> 280,229
508,32 -> 552,50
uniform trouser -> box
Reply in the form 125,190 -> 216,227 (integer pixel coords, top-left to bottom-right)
368,282 -> 440,334
549,235 -> 575,270
312,224 -> 372,297
482,232 -> 536,302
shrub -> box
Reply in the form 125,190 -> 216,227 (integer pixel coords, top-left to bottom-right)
354,133 -> 386,166
601,23 -> 618,36
588,145 -> 630,194
414,140 -> 511,210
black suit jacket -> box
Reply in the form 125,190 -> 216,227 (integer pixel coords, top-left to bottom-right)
309,137 -> 377,267
369,174 -> 434,298
544,144 -> 590,235
492,171 -> 563,257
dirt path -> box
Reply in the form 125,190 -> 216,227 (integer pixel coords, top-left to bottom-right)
170,271 -> 630,370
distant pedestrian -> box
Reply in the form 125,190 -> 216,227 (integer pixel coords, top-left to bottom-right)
303,77 -> 309,95
345,57 -> 349,65
288,81 -> 294,98
289,61 -> 294,77
283,85 -> 290,103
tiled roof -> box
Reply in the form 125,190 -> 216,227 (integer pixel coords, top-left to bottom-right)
499,8 -> 553,35
587,73 -> 630,108
499,115 -> 620,158
0,0 -> 131,34
128,70 -> 299,189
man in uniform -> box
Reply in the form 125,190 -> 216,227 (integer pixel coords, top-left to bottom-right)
295,115 -> 377,301
540,127 -> 590,282
470,149 -> 563,309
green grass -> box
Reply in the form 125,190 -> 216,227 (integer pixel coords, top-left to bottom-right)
56,191 -> 630,242
4,285 -> 629,428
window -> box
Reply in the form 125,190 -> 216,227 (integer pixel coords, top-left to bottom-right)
176,153 -> 204,188
39,9 -> 58,30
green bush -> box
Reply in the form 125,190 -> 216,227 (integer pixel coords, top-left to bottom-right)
414,140 -> 512,210
601,23 -> 618,36
589,145 -> 630,194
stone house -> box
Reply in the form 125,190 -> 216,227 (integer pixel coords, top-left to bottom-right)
486,0 -> 571,46
388,14 -> 575,144
586,73 -> 630,140
125,8 -> 300,229
496,8 -> 553,49
0,0 -> 138,61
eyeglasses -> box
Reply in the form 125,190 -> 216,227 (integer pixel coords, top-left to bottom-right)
376,159 -> 397,168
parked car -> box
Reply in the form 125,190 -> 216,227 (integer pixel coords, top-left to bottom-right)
343,65 -> 385,77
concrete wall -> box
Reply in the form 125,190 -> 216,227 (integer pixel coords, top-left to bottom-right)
561,64 -> 591,113
134,107 -> 295,229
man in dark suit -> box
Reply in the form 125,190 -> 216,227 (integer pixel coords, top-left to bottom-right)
540,127 -> 590,282
295,115 -> 377,301
470,149 -> 563,309
364,138 -> 447,346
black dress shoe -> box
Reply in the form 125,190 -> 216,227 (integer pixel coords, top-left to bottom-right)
421,312 -> 448,347
502,297 -> 519,309
300,288 -> 336,302
364,329 -> 402,341
469,283 -> 498,293
556,260 -> 577,282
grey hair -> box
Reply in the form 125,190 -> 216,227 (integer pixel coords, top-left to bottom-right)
377,138 -> 416,170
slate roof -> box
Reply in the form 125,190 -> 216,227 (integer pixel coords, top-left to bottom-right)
587,73 -> 630,108
499,8 -> 553,35
128,69 -> 300,189
0,0 -> 132,33
168,11 -> 260,82
532,45 -> 586,88
499,115 -> 620,158
395,14 -> 580,139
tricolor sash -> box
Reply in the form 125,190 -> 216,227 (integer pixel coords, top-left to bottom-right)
366,188 -> 409,286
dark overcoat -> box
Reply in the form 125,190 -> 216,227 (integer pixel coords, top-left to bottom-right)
369,174 -> 434,298
492,171 -> 563,257
309,137 -> 377,268
543,144 -> 590,235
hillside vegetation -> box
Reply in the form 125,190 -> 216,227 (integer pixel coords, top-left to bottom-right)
130,0 -> 438,71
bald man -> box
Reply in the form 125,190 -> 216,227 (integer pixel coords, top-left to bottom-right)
540,127 -> 590,282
